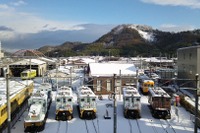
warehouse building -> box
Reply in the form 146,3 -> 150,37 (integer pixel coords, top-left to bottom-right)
177,45 -> 200,87
9,58 -> 47,77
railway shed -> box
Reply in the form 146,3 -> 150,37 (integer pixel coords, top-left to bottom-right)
9,59 -> 47,77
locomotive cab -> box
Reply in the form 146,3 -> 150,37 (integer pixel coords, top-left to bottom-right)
56,96 -> 73,120
55,86 -> 73,120
77,86 -> 97,119
148,87 -> 171,119
123,86 -> 141,119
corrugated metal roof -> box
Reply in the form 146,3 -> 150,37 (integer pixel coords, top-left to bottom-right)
10,58 -> 46,65
89,63 -> 137,77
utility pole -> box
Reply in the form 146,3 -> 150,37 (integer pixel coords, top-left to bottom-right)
56,64 -> 58,90
113,74 -> 117,133
119,70 -> 121,101
194,73 -> 199,133
6,67 -> 11,133
70,67 -> 72,86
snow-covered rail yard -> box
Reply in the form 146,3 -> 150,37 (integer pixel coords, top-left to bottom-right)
2,69 -> 200,133
10,95 -> 199,133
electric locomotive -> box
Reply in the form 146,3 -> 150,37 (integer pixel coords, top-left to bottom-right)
24,90 -> 50,131
77,86 -> 97,119
24,83 -> 52,131
148,87 -> 171,119
123,86 -> 141,118
55,86 -> 73,120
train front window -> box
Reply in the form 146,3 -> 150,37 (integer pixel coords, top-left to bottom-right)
57,99 -> 60,102
81,99 -> 84,102
68,98 -> 71,102
166,98 -> 170,102
63,98 -> 66,103
136,98 -> 140,102
21,73 -> 27,77
92,98 -> 95,101
153,97 -> 159,101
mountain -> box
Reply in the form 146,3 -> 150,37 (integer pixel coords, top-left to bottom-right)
38,24 -> 200,57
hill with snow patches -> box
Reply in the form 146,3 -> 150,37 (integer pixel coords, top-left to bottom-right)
38,24 -> 200,57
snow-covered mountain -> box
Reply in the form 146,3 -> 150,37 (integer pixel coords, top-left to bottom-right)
112,24 -> 154,42
95,24 -> 200,49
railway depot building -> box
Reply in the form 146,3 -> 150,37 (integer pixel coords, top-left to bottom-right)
9,59 -> 47,77
177,45 -> 200,87
87,63 -> 138,95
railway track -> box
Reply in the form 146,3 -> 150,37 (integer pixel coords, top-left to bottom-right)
141,95 -> 163,133
84,119 -> 98,133
128,119 -> 133,133
148,119 -> 159,133
56,121 -> 61,133
159,119 -> 176,133
141,93 -> 176,133
128,119 -> 142,133
56,121 -> 68,133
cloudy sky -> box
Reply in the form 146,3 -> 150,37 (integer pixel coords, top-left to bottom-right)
0,0 -> 200,52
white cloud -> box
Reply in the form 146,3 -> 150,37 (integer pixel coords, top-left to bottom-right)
140,0 -> 200,8
0,4 -> 14,10
159,24 -> 195,32
0,3 -> 85,36
10,0 -> 26,6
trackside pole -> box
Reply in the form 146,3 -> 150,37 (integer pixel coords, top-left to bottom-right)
113,74 -> 117,133
6,73 -> 11,133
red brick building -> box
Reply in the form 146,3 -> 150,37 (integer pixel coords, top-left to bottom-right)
87,63 -> 138,95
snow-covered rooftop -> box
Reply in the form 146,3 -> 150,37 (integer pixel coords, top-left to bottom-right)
10,58 -> 46,65
89,63 -> 137,77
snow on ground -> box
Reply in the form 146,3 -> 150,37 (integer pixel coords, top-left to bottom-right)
9,69 -> 200,133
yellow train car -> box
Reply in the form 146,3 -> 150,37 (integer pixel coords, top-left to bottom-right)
140,79 -> 154,94
0,79 -> 33,130
21,69 -> 36,80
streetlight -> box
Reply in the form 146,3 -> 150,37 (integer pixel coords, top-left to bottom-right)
194,73 -> 199,133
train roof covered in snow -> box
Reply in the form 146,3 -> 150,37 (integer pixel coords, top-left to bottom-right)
149,87 -> 171,98
123,86 -> 140,97
77,86 -> 96,97
56,86 -> 73,97
0,78 -> 33,105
